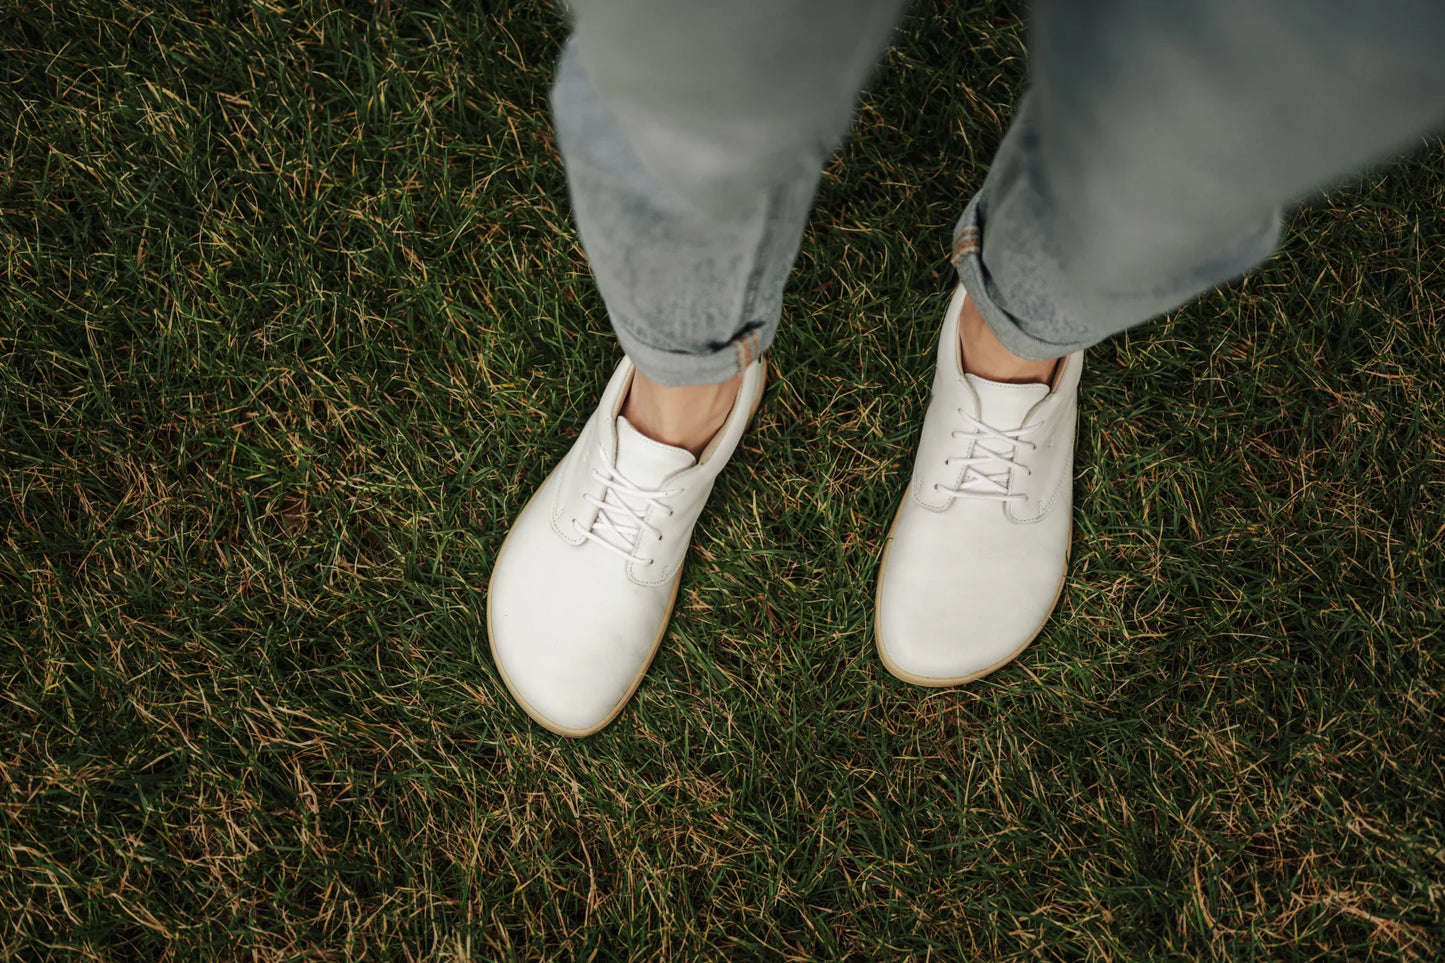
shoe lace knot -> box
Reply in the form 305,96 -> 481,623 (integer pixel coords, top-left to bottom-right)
573,442 -> 681,564
934,408 -> 1036,503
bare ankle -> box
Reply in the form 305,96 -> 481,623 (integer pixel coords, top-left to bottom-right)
621,369 -> 742,457
956,294 -> 1059,385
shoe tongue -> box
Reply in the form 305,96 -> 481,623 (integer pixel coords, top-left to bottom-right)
614,416 -> 696,487
962,374 -> 1049,431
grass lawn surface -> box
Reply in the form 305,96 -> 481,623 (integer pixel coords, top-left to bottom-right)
2,1 -> 1442,959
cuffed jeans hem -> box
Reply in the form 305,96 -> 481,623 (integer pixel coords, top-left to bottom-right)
613,318 -> 769,386
952,190 -> 1286,362
950,194 -> 1091,362
953,249 -> 1089,362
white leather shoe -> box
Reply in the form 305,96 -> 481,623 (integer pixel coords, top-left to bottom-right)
488,356 -> 766,736
876,284 -> 1082,685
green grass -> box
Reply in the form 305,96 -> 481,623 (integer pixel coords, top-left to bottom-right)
2,1 -> 1442,959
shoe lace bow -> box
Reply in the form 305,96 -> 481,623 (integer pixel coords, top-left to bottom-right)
573,442 -> 681,564
934,408 -> 1035,503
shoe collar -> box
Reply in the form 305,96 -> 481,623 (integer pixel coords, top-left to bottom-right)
940,285 -> 1059,432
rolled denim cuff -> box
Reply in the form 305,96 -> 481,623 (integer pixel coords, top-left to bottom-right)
953,178 -> 1283,363
950,192 -> 1090,362
614,318 -> 768,386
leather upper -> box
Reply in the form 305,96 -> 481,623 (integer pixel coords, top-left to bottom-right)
877,285 -> 1081,682
490,356 -> 766,733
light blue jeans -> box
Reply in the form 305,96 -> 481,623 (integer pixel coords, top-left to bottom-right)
553,0 -> 1445,386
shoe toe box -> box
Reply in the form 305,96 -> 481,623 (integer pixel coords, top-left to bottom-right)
878,570 -> 1060,682
876,501 -> 1068,684
490,604 -> 665,734
489,511 -> 674,735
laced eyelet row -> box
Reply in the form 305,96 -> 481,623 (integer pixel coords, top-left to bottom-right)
573,442 -> 681,564
933,408 -> 1036,504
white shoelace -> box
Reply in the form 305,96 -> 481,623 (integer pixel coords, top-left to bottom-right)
573,441 -> 681,564
934,408 -> 1035,503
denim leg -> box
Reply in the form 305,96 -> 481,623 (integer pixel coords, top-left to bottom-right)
553,1 -> 908,386
955,0 -> 1445,360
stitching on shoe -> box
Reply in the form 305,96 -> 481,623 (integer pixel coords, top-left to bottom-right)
1037,441 -> 1072,518
629,560 -> 675,588
627,522 -> 678,587
548,452 -> 589,546
1009,467 -> 1065,524
1008,431 -> 1070,523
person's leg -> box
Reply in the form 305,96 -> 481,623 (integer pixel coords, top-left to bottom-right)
961,0 -> 1445,361
554,3 -> 906,371
879,0 -> 1445,684
491,0 -> 909,735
